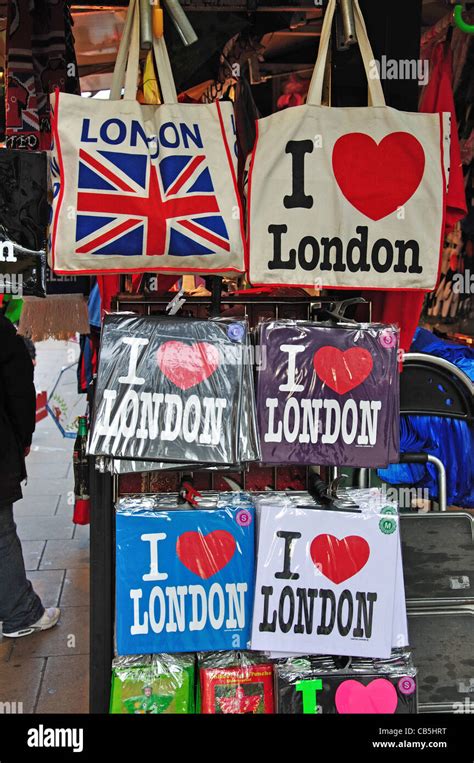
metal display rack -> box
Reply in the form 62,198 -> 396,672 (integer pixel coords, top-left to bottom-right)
89,291 -> 353,712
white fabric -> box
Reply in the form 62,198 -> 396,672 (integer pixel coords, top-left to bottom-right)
49,0 -> 244,275
248,0 -> 448,290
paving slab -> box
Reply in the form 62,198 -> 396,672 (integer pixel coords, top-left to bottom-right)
22,541 -> 46,571
60,569 -> 89,608
0,657 -> 45,713
10,606 -> 89,659
35,655 -> 89,714
0,638 -> 13,663
40,539 -> 89,570
73,523 -> 90,541
55,496 -> 75,517
28,445 -> 72,464
14,496 -> 60,517
15,515 -> 74,542
25,462 -> 71,480
22,479 -> 72,497
27,570 -> 65,608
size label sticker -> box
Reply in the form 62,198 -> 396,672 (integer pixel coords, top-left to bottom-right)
398,676 -> 416,696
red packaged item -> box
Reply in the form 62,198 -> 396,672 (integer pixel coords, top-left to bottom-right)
73,497 -> 90,526
200,663 -> 274,714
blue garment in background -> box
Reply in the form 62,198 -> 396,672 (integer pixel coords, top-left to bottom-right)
411,327 -> 474,382
379,415 -> 474,507
379,328 -> 473,507
87,281 -> 101,329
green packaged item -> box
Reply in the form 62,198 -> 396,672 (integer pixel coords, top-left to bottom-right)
110,654 -> 195,714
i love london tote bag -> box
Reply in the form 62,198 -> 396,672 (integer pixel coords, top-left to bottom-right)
49,0 -> 245,275
247,0 -> 450,291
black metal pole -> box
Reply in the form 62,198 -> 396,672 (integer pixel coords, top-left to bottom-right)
89,462 -> 114,714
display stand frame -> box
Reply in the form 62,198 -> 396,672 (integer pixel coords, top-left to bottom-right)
89,291 -> 368,712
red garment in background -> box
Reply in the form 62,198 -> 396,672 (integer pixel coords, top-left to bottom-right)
419,44 -> 467,230
363,43 -> 467,352
96,275 -> 121,319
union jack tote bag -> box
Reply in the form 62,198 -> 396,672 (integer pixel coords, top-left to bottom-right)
49,0 -> 245,275
247,0 -> 450,291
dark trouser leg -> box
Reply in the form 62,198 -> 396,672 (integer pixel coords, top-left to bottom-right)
0,503 -> 44,633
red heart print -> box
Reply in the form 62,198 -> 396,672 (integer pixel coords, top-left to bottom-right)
176,530 -> 236,579
313,346 -> 373,394
335,679 -> 398,714
156,341 -> 220,390
310,534 -> 370,584
332,132 -> 425,220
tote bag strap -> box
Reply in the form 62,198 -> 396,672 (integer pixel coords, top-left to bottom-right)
307,0 -> 385,107
110,0 -> 178,104
110,0 -> 139,100
152,35 -> 178,104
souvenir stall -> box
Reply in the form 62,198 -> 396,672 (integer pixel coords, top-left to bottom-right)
1,0 -> 473,720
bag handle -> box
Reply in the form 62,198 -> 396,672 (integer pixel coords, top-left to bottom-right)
307,0 -> 385,107
110,0 -> 138,100
152,35 -> 178,104
110,0 -> 178,104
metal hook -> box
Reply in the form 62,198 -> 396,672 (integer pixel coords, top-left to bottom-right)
453,3 -> 474,34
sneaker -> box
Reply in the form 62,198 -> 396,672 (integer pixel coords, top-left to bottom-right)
3,608 -> 61,638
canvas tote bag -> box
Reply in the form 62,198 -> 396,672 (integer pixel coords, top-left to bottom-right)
247,0 -> 450,291
49,0 -> 245,275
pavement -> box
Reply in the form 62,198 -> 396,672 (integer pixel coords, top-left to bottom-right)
0,339 -> 89,714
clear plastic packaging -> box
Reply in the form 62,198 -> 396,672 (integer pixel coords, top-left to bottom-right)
112,344 -> 260,473
251,501 -> 402,658
89,314 -> 259,467
115,496 -> 255,655
256,320 -> 400,468
110,653 -> 195,714
275,650 -> 417,714
198,651 -> 274,714
252,488 -> 408,658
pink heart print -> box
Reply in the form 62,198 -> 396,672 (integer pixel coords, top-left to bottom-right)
335,679 -> 398,714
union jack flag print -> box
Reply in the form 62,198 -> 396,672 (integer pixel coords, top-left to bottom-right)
75,149 -> 231,258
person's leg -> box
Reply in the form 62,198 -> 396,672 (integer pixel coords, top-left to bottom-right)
0,503 -> 44,634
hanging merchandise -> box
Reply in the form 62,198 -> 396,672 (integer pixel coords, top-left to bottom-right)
110,654 -> 195,714
251,503 -> 401,659
18,294 -> 90,343
5,0 -> 80,151
420,42 -> 467,233
111,337 -> 260,474
247,0 -> 449,290
89,314 -> 257,467
77,282 -> 101,395
0,146 -> 90,337
199,652 -> 274,714
275,652 -> 417,714
49,0 -> 245,276
115,498 -> 255,654
256,321 -> 399,468
72,416 -> 90,526
0,149 -> 48,299
253,489 -> 408,659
